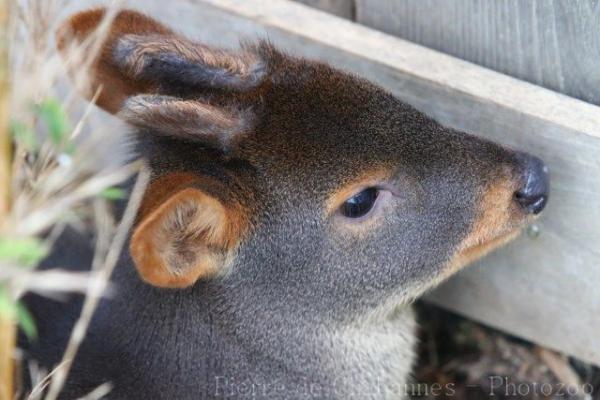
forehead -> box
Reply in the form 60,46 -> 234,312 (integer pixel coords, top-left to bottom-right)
139,48 -> 473,203
238,56 -> 440,188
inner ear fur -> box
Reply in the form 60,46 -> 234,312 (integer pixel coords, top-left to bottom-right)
57,8 -> 265,114
130,185 -> 246,288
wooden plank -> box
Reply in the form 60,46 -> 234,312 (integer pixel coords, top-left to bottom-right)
294,0 -> 354,19
65,0 -> 600,365
355,0 -> 600,106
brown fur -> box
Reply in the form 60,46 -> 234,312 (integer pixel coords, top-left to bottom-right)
57,8 -> 261,114
132,173 -> 249,287
56,8 -> 172,113
449,175 -> 524,273
116,34 -> 260,80
119,95 -> 251,148
24,8 -> 548,399
137,172 -> 200,220
58,8 -> 538,293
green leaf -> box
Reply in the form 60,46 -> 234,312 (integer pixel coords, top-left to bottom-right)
0,288 -> 38,340
37,98 -> 70,145
10,120 -> 37,151
0,237 -> 49,267
0,287 -> 15,320
63,140 -> 76,156
16,303 -> 37,340
99,187 -> 126,200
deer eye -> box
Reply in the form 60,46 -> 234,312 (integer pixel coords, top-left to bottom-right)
340,188 -> 379,218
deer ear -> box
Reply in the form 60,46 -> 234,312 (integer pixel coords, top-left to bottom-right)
119,95 -> 252,150
57,9 -> 172,113
57,8 -> 265,114
130,184 -> 246,288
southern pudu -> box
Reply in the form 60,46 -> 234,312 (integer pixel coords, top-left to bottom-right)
21,8 -> 549,400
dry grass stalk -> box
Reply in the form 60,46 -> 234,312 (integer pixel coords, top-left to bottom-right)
44,166 -> 149,400
0,0 -> 145,399
0,0 -> 15,397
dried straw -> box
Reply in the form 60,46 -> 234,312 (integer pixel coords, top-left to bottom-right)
0,1 -> 147,399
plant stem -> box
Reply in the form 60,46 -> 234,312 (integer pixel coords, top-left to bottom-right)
0,0 -> 14,398
0,0 -> 10,216
0,317 -> 14,400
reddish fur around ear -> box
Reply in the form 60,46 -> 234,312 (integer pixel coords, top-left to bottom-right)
57,8 -> 265,117
130,174 -> 247,288
56,8 -> 173,113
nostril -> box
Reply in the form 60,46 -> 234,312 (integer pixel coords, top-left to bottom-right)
514,154 -> 549,215
514,190 -> 547,215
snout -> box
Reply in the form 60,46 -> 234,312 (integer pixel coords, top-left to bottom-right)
513,154 -> 549,215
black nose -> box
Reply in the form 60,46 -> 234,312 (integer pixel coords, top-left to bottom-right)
514,154 -> 549,215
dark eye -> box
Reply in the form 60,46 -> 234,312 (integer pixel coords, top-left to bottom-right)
340,188 -> 379,218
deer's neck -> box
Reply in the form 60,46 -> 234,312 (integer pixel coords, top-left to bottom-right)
61,260 -> 417,399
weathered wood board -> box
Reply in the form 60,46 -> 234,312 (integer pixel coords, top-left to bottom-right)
355,0 -> 600,106
64,0 -> 600,365
295,0 -> 354,19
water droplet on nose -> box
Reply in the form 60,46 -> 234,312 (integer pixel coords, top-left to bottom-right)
527,224 -> 540,238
